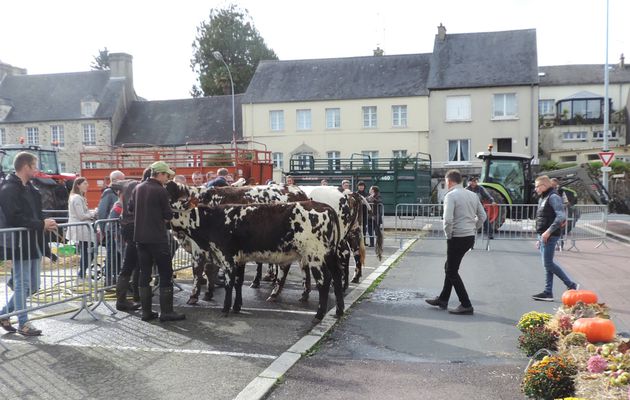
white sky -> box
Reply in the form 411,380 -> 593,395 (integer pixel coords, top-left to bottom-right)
1,0 -> 628,101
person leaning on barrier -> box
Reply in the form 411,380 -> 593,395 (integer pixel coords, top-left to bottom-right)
426,169 -> 486,315
130,161 -> 185,322
531,175 -> 579,302
466,176 -> 496,239
0,151 -> 58,336
67,177 -> 96,282
97,170 -> 125,220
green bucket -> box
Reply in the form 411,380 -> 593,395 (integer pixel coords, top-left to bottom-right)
57,245 -> 76,256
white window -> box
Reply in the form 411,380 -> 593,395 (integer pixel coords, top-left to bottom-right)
393,150 -> 408,158
0,128 -> 5,144
82,124 -> 96,145
27,127 -> 39,145
593,130 -> 618,141
296,109 -> 312,130
392,105 -> 407,128
294,152 -> 313,170
493,93 -> 517,119
83,161 -> 97,169
326,108 -> 341,129
269,110 -> 284,131
539,99 -> 555,116
51,125 -> 64,147
361,150 -> 379,167
446,96 -> 471,121
447,139 -> 470,162
272,152 -> 284,169
59,161 -> 66,172
562,131 -> 587,141
82,102 -> 94,116
327,151 -> 341,171
362,106 -> 377,128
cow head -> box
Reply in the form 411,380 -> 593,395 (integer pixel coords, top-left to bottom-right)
165,181 -> 200,211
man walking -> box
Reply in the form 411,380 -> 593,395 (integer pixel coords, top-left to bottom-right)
426,169 -> 486,315
531,175 -> 579,301
0,152 -> 58,335
130,161 -> 185,322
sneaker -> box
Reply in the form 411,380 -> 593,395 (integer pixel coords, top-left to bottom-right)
532,292 -> 554,301
18,324 -> 42,337
425,297 -> 448,309
572,283 -> 580,291
0,318 -> 17,333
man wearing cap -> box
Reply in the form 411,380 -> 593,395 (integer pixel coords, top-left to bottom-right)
130,161 -> 185,322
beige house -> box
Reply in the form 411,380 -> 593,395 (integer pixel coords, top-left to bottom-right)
538,61 -> 630,164
427,27 -> 540,170
0,53 -> 137,174
241,54 -> 432,180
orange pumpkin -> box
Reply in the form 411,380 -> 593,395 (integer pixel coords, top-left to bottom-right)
572,317 -> 616,343
561,289 -> 598,306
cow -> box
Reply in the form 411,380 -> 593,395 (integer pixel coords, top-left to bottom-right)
165,183 -> 310,304
167,196 -> 345,321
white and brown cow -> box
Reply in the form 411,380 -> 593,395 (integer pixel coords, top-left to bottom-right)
168,198 -> 345,321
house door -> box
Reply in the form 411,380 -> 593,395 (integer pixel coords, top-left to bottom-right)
496,138 -> 512,152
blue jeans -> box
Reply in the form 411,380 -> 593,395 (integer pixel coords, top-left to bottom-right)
1,257 -> 42,327
539,235 -> 576,295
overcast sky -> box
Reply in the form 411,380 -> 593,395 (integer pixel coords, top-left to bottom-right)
1,0 -> 628,101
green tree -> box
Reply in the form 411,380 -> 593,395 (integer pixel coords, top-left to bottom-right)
91,47 -> 110,70
190,4 -> 278,97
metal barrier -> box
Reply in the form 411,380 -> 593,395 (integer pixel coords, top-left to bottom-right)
364,203 -> 384,247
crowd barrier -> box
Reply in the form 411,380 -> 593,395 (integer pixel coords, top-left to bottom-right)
1,218 -> 194,327
394,203 -> 608,251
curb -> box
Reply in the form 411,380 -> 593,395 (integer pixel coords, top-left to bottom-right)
233,238 -> 418,400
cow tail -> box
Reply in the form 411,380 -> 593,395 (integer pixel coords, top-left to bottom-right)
375,224 -> 384,261
359,234 -> 366,266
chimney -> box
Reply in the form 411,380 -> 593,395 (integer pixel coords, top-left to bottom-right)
621,53 -> 625,69
108,52 -> 136,100
437,23 -> 447,41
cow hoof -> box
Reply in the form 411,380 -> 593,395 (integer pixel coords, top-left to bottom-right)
299,294 -> 309,303
266,295 -> 278,302
335,310 -> 344,318
186,297 -> 199,305
202,292 -> 213,301
221,310 -> 229,317
250,281 -> 260,289
351,276 -> 360,284
312,315 -> 324,323
233,306 -> 241,313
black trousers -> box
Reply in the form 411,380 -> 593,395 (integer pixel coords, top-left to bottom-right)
118,224 -> 137,278
137,242 -> 173,288
438,236 -> 475,308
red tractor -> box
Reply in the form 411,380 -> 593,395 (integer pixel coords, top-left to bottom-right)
0,144 -> 76,210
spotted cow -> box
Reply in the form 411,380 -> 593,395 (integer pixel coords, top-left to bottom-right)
167,198 -> 345,321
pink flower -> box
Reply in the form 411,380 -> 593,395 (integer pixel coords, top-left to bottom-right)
587,355 -> 608,373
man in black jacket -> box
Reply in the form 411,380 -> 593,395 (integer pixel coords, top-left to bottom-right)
130,161 -> 185,322
0,152 -> 57,336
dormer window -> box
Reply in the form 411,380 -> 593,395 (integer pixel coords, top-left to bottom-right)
0,98 -> 13,121
81,100 -> 99,117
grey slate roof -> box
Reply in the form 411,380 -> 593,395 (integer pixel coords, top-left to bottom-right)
242,54 -> 432,104
0,70 -> 124,122
539,64 -> 630,86
428,29 -> 538,89
115,95 -> 242,146
562,90 -> 603,100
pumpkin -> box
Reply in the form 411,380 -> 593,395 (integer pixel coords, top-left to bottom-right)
562,289 -> 598,306
572,318 -> 616,343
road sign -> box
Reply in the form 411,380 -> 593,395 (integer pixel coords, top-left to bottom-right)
601,166 -> 612,172
598,151 -> 615,166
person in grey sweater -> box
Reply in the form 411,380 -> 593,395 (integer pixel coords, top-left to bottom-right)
426,169 -> 486,315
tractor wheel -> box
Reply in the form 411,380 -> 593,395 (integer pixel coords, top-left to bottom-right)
484,187 -> 507,231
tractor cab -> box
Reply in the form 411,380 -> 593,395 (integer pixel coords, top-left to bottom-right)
476,150 -> 534,205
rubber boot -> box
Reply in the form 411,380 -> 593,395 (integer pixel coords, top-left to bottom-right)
139,287 -> 158,321
159,286 -> 186,322
116,275 -> 141,311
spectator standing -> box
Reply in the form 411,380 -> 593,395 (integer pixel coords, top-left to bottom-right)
531,176 -> 579,301
339,179 -> 350,192
320,179 -> 329,186
426,169 -> 486,315
173,175 -> 186,185
206,168 -> 229,188
365,185 -> 383,247
97,170 -> 125,220
466,177 -> 495,239
0,152 -> 58,336
355,181 -> 369,242
130,161 -> 185,322
191,171 -> 204,186
67,177 -> 96,281
285,176 -> 295,185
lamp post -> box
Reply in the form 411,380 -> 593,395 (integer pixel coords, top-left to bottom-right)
212,50 -> 236,149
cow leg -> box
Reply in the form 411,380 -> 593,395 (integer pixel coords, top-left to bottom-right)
202,261 -> 216,301
340,248 -> 350,292
330,262 -> 345,318
251,262 -> 262,289
300,265 -> 312,302
187,255 -> 205,305
313,266 -> 331,322
262,264 -> 276,282
233,263 -> 245,313
351,252 -> 363,283
222,267 -> 235,316
267,263 -> 291,302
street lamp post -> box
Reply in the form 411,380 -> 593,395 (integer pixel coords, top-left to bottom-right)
212,51 -> 236,149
